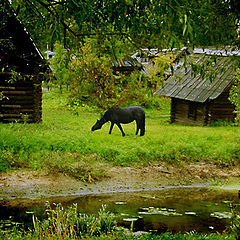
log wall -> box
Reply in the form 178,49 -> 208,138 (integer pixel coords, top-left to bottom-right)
170,86 -> 235,126
0,73 -> 42,123
209,88 -> 235,123
171,98 -> 207,126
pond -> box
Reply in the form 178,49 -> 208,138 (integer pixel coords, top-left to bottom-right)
1,186 -> 240,234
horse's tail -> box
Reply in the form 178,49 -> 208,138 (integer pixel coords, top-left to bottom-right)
140,113 -> 145,136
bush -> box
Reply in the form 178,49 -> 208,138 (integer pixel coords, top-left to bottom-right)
229,68 -> 240,124
49,42 -> 72,91
50,40 -> 168,112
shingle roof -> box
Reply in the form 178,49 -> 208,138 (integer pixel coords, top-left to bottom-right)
155,49 -> 239,103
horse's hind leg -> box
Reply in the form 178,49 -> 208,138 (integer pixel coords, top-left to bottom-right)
109,122 -> 114,134
140,116 -> 145,136
135,120 -> 140,136
116,123 -> 125,136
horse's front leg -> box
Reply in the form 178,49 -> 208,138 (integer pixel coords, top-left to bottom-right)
109,122 -> 114,134
116,123 -> 125,136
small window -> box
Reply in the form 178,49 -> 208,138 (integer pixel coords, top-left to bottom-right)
188,102 -> 197,120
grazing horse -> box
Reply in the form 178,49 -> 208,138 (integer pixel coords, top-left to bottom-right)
91,106 -> 145,136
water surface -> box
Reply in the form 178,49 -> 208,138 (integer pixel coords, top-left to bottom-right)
1,186 -> 239,233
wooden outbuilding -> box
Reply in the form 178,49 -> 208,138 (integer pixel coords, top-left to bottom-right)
112,56 -> 142,75
155,49 -> 239,126
0,1 -> 48,123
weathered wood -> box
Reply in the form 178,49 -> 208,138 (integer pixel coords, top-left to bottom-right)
156,50 -> 238,126
0,80 -> 42,123
2,90 -> 35,95
0,2 -> 49,123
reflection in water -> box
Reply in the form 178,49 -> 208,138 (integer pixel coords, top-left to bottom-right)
0,187 -> 239,233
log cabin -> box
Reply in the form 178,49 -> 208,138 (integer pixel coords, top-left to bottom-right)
155,49 -> 239,126
0,1 -> 48,123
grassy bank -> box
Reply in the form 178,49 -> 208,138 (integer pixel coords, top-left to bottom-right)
0,90 -> 240,179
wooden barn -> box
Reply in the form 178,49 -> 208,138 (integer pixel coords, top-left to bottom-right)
155,49 -> 239,126
0,1 -> 48,123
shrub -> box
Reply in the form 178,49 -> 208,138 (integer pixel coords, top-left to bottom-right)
49,42 -> 72,91
229,68 -> 240,124
50,40 -> 170,112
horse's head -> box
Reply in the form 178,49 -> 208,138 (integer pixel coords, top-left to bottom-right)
91,119 -> 102,131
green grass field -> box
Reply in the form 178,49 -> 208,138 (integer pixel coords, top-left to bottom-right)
1,90 -> 240,239
0,90 -> 240,179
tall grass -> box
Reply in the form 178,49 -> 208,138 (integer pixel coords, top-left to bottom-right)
31,202 -> 116,239
0,90 -> 240,177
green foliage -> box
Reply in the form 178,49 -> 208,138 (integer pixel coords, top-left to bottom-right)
210,120 -> 237,127
145,54 -> 175,90
68,40 -> 117,109
229,68 -> 240,124
9,0 -> 240,52
49,42 -> 71,90
50,40 -> 119,110
32,202 -> 116,239
229,203 -> 240,240
0,231 -> 235,240
115,71 -> 163,108
0,150 -> 29,172
0,150 -> 15,172
0,91 -> 4,101
50,41 -> 165,111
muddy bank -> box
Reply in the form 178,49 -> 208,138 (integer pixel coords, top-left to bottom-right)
1,162 -> 240,202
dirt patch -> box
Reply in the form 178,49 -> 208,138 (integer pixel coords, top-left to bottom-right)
1,162 -> 240,201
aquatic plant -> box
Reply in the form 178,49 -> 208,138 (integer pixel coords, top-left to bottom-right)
32,202 -> 117,239
230,203 -> 240,240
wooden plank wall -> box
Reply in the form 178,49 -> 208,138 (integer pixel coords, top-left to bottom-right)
170,88 -> 235,126
171,98 -> 207,126
0,74 -> 42,123
209,89 -> 235,122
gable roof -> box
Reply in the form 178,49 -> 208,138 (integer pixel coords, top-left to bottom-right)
155,48 -> 239,103
0,1 -> 48,75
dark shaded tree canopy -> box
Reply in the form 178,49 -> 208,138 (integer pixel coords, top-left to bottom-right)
2,0 -> 240,52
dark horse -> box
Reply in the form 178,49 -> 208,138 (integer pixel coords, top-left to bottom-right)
91,106 -> 145,136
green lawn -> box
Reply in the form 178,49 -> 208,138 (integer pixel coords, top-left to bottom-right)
0,91 -> 240,239
0,90 -> 240,178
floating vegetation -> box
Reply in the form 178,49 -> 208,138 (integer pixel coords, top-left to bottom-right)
115,202 -> 127,205
210,212 -> 232,219
185,212 -> 197,216
138,207 -> 183,216
120,213 -> 129,216
123,218 -> 139,222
